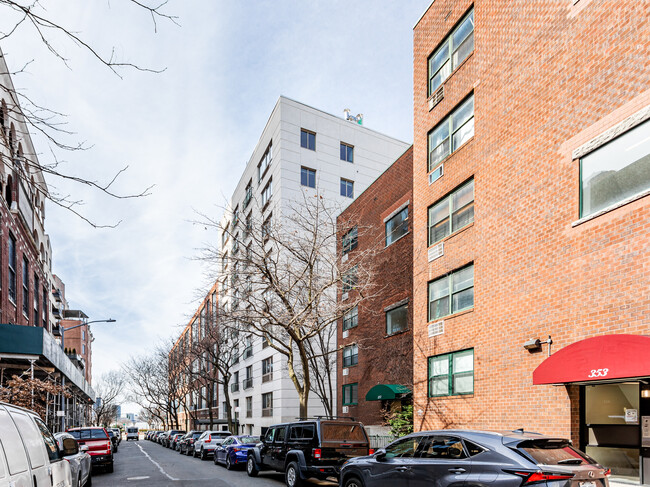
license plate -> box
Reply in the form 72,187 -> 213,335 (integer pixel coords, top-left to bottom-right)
580,481 -> 596,487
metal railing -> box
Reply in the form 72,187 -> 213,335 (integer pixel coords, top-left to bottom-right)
243,378 -> 253,389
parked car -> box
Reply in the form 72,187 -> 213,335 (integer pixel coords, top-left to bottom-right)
126,427 -> 139,441
110,428 -> 121,445
0,401 -> 73,487
194,430 -> 232,460
214,435 -> 260,470
162,430 -> 185,448
179,431 -> 203,455
67,427 -> 114,473
339,429 -> 612,487
169,432 -> 185,450
247,418 -> 371,487
55,432 -> 92,487
107,429 -> 119,453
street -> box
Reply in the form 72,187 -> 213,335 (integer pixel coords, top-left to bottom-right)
92,440 -> 335,487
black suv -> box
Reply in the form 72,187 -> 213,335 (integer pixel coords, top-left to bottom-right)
246,418 -> 371,487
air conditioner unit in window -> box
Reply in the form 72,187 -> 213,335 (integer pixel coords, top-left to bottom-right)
428,85 -> 444,111
342,406 -> 349,414
343,368 -> 349,376
428,321 -> 444,338
428,164 -> 443,185
428,242 -> 444,262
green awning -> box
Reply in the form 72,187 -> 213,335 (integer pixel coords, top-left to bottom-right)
365,384 -> 412,401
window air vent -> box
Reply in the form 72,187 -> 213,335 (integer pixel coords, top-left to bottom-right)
342,406 -> 349,414
342,292 -> 349,301
428,242 -> 444,262
428,321 -> 444,338
428,86 -> 444,111
343,368 -> 349,376
341,253 -> 348,263
342,330 -> 349,339
428,163 -> 443,185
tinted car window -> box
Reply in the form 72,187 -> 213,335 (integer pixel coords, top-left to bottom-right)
520,440 -> 595,465
419,436 -> 467,459
34,418 -> 60,462
275,426 -> 286,443
463,439 -> 486,456
0,409 -> 29,474
192,432 -> 203,439
239,436 -> 259,444
290,424 -> 315,440
69,429 -> 108,440
264,428 -> 275,443
385,436 -> 423,458
321,423 -> 367,442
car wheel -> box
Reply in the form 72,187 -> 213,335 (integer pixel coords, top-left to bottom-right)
285,462 -> 304,487
246,456 -> 259,477
85,473 -> 92,487
200,448 -> 206,460
225,455 -> 233,470
107,463 -> 114,474
344,476 -> 364,487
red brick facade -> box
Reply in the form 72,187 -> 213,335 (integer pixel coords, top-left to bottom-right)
337,147 -> 413,430
412,0 -> 650,446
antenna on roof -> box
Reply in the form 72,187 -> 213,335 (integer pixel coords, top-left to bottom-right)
343,108 -> 363,125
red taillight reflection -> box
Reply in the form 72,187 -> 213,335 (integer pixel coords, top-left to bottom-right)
512,471 -> 575,485
369,448 -> 375,455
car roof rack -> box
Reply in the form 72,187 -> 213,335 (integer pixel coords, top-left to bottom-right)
297,415 -> 357,421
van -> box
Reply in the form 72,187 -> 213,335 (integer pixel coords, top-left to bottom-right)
126,427 -> 138,441
0,401 -> 72,487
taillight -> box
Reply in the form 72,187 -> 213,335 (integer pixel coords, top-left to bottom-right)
369,448 -> 375,455
604,469 -> 611,477
207,435 -> 212,442
313,448 -> 322,459
510,471 -> 575,485
106,441 -> 112,450
233,448 -> 241,452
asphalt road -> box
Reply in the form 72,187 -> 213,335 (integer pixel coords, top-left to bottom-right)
92,440 -> 336,487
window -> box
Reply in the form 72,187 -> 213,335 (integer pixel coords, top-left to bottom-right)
301,167 -> 316,188
246,396 -> 253,417
243,336 -> 253,359
262,357 -> 273,382
289,424 -> 315,440
385,207 -> 409,246
232,345 -> 239,365
386,304 -> 408,335
342,227 -> 358,254
580,118 -> 650,218
262,213 -> 272,241
222,252 -> 228,272
258,142 -> 272,182
42,287 -> 47,327
428,349 -> 474,396
342,383 -> 358,405
428,8 -> 474,95
340,142 -> 354,162
233,206 -> 240,227
342,265 -> 358,292
222,225 -> 229,246
244,180 -> 253,209
300,129 -> 316,150
234,399 -> 240,420
428,264 -> 474,320
261,179 -> 273,207
385,436 -> 424,458
342,344 -> 358,367
231,371 -> 239,392
340,178 -> 354,198
262,392 -> 273,417
428,94 -> 474,172
428,179 -> 474,245
244,365 -> 253,389
419,436 -> 468,459
8,234 -> 16,303
244,213 -> 252,239
343,306 -> 358,331
33,274 -> 39,325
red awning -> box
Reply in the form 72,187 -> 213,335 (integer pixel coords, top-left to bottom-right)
533,334 -> 650,385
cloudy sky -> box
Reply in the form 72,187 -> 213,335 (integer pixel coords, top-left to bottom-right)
2,0 -> 430,410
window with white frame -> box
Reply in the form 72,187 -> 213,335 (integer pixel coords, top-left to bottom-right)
428,264 -> 474,321
386,303 -> 408,335
300,129 -> 316,150
262,356 -> 273,382
340,142 -> 354,162
301,167 -> 316,188
428,94 -> 474,172
428,179 -> 474,245
340,178 -> 354,198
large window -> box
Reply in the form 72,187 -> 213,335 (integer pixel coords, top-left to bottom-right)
386,304 -> 408,335
343,306 -> 358,331
22,257 -> 29,316
246,396 -> 253,417
340,143 -> 354,163
262,356 -> 273,382
428,349 -> 474,396
580,119 -> 650,218
342,383 -> 358,406
301,167 -> 316,188
428,264 -> 474,320
33,274 -> 39,326
428,94 -> 474,172
342,344 -> 358,368
340,178 -> 354,198
428,179 -> 474,245
385,207 -> 409,246
342,266 -> 358,292
342,227 -> 358,254
262,392 -> 273,417
8,234 -> 16,303
258,142 -> 272,182
428,8 -> 474,95
261,179 -> 273,207
244,180 -> 253,209
300,129 -> 316,150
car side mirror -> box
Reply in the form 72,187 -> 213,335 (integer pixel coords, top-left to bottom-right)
80,445 -> 89,452
62,437 -> 79,456
374,448 -> 387,461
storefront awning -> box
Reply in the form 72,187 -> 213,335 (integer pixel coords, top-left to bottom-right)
533,334 -> 650,385
365,384 -> 411,401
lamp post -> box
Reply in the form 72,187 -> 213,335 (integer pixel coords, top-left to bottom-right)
60,318 -> 116,431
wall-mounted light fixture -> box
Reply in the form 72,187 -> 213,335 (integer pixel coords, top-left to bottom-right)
642,389 -> 650,399
523,335 -> 553,356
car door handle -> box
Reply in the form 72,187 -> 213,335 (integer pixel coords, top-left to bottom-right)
449,468 -> 467,474
395,466 -> 410,472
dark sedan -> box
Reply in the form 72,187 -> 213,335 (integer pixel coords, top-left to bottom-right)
179,431 -> 203,455
339,429 -> 611,487
213,435 -> 260,469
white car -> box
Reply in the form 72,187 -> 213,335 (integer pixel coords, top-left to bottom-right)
54,433 -> 92,487
193,430 -> 232,460
0,401 -> 73,487
126,427 -> 139,441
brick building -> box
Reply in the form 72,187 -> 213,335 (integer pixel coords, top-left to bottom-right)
337,146 -> 413,436
61,309 -> 93,385
411,0 -> 650,483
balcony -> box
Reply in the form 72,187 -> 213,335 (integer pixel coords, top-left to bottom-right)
243,347 -> 253,360
231,382 -> 239,392
262,408 -> 273,417
243,378 -> 253,390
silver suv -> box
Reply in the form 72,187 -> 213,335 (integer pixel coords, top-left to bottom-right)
194,430 -> 232,460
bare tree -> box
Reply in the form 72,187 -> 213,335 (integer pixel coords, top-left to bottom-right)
0,1 -> 177,226
94,370 -> 124,427
200,194 -> 381,418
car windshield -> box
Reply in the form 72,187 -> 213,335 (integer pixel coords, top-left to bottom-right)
192,433 -> 202,438
69,429 -> 108,440
519,440 -> 596,465
239,436 -> 259,444
214,432 -> 229,438
321,423 -> 367,442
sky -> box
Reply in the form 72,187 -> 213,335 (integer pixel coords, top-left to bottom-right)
1,0 -> 431,412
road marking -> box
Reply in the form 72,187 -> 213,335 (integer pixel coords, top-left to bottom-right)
135,443 -> 178,481
126,477 -> 150,481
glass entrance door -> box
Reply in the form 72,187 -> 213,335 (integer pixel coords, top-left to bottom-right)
584,383 -> 640,482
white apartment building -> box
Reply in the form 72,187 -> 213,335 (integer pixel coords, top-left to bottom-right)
218,96 -> 409,436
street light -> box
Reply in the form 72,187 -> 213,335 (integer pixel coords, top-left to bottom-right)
60,318 -> 116,431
